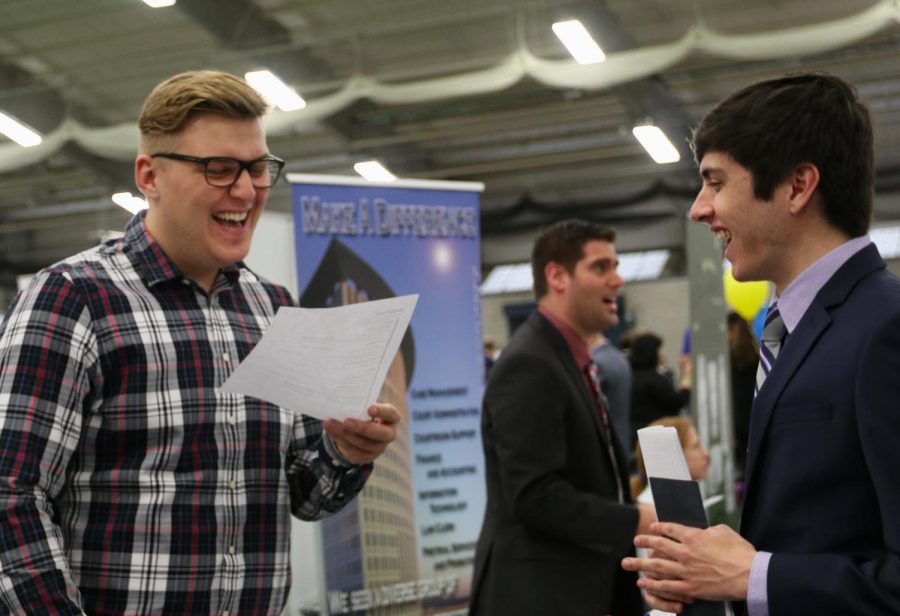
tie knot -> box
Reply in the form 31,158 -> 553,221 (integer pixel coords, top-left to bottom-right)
762,304 -> 787,343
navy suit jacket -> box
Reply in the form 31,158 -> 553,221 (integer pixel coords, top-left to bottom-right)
740,243 -> 900,614
469,311 -> 642,616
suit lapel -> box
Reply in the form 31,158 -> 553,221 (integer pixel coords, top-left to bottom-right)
532,312 -> 633,498
743,302 -> 830,490
532,312 -> 608,443
742,244 -> 886,503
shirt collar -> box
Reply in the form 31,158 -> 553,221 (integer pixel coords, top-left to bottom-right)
775,235 -> 871,333
538,306 -> 590,368
114,211 -> 243,288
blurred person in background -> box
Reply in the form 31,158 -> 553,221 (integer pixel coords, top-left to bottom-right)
470,219 -> 654,616
727,311 -> 759,482
629,333 -> 691,447
483,336 -> 500,379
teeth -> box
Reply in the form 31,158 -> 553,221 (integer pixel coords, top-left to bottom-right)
214,212 -> 248,223
715,230 -> 732,243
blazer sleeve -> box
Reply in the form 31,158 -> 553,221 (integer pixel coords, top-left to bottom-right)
484,348 -> 638,557
766,310 -> 900,614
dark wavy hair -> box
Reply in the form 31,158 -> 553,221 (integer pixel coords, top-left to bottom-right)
629,333 -> 662,371
692,73 -> 873,237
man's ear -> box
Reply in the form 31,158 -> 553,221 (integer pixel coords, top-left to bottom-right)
544,261 -> 569,295
786,163 -> 821,215
134,154 -> 159,200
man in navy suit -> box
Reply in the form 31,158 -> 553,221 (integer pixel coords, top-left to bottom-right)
470,220 -> 656,615
622,73 -> 900,614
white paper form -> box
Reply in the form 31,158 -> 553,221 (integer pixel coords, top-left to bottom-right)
637,425 -> 692,480
220,294 -> 418,421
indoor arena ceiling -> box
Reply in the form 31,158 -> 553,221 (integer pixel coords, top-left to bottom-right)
3,0 -> 900,281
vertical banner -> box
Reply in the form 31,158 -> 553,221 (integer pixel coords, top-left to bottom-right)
289,174 -> 486,616
685,222 -> 738,525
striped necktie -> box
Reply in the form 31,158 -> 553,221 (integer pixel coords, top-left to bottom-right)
584,360 -> 625,503
755,303 -> 787,396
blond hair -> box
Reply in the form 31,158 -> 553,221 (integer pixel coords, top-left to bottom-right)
631,415 -> 696,499
138,70 -> 268,152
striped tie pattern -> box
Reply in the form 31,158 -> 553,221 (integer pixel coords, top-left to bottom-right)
755,303 -> 787,396
584,360 -> 625,504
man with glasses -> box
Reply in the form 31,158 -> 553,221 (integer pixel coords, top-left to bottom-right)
0,70 -> 399,615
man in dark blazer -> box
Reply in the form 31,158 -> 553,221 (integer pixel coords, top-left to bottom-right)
622,74 -> 900,614
470,220 -> 655,616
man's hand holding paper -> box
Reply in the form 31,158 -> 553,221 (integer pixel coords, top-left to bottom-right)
623,522 -> 756,607
621,425 -> 747,614
325,403 -> 400,464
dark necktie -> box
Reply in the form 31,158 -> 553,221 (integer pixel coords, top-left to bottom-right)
755,303 -> 787,397
584,359 -> 625,503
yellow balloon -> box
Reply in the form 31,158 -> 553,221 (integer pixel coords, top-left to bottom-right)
723,268 -> 770,321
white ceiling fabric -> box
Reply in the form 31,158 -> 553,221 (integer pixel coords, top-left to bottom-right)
0,0 -> 896,173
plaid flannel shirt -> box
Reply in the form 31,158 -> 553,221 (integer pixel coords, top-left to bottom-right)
0,213 -> 370,615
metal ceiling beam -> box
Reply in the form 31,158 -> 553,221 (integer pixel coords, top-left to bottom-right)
175,0 -> 433,175
0,61 -> 138,275
0,60 -> 134,189
568,3 -> 696,162
175,0 -> 292,51
0,63 -> 65,134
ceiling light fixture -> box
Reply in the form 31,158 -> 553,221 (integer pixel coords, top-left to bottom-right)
0,111 -> 43,147
112,192 -> 148,215
142,0 -> 176,7
354,160 -> 396,182
632,125 -> 681,164
552,19 -> 606,64
244,70 -> 306,112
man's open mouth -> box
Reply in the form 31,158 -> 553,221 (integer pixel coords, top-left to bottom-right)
213,211 -> 249,228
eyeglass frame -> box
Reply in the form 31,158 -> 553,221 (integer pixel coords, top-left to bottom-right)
150,152 -> 286,189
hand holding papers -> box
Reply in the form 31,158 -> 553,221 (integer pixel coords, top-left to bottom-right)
220,294 -> 418,421
634,425 -> 729,616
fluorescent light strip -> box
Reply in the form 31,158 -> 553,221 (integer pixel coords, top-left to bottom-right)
112,192 -> 148,215
143,0 -> 176,7
632,125 -> 680,164
354,160 -> 396,182
552,20 -> 606,64
0,111 -> 42,147
245,70 -> 306,112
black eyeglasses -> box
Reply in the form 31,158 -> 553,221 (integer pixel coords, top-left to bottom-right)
151,152 -> 285,189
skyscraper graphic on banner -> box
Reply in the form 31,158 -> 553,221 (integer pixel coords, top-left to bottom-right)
300,238 -> 419,615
